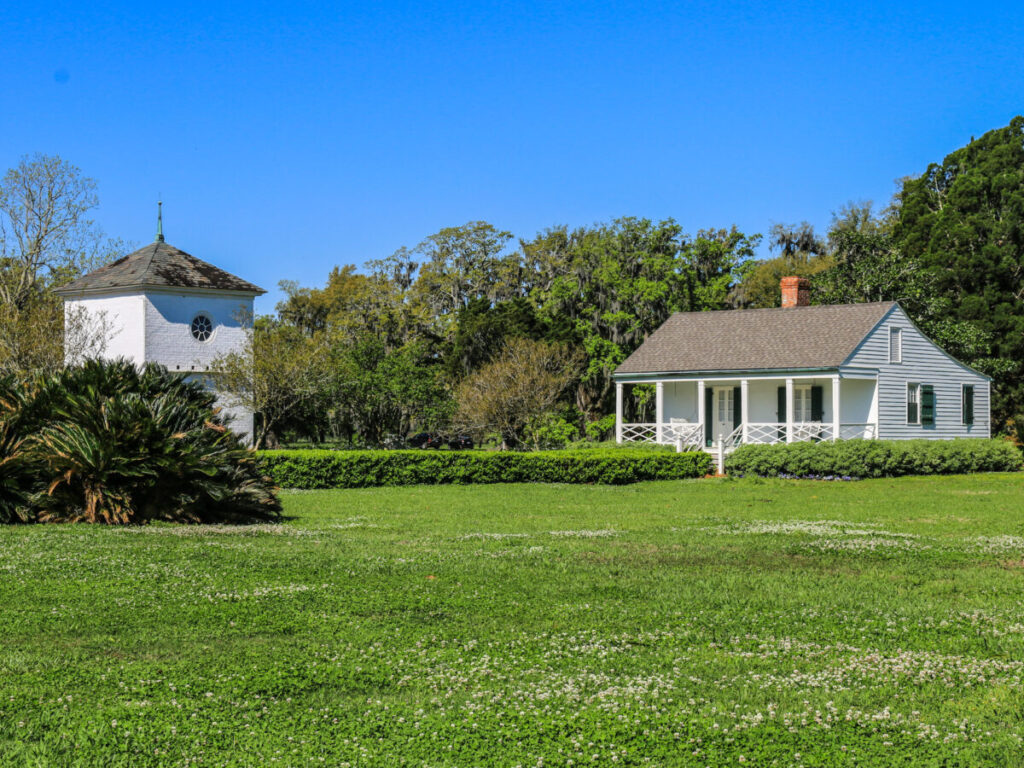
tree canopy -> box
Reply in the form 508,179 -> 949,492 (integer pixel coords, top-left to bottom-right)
889,116 -> 1024,426
14,118 -> 1024,444
0,154 -> 122,374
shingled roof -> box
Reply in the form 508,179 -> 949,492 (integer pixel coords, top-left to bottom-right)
55,240 -> 265,295
615,302 -> 896,375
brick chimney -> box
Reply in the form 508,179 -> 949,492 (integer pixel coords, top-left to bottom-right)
780,276 -> 810,308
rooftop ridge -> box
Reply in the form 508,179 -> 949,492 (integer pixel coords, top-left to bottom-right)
666,300 -> 896,318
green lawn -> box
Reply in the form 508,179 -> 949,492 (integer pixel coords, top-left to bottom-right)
3,475 -> 1024,766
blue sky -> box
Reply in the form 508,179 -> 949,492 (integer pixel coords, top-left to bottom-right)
3,0 -> 1023,313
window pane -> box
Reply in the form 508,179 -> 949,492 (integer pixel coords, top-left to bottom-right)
794,387 -> 812,421
907,383 -> 918,424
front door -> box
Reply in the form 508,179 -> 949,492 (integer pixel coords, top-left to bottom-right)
713,387 -> 735,443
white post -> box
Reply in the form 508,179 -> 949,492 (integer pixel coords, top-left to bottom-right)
832,374 -> 841,441
655,381 -> 665,444
785,377 -> 795,443
740,379 -> 749,445
696,380 -> 706,447
873,378 -> 881,439
716,438 -> 725,475
615,382 -> 624,444
985,381 -> 991,439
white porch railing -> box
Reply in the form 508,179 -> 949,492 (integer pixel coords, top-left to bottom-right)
665,422 -> 704,448
621,423 -> 658,442
745,422 -> 834,444
621,422 -> 877,450
722,424 -> 744,449
621,422 -> 704,450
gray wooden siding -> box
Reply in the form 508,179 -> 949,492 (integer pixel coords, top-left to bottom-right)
842,305 -> 990,439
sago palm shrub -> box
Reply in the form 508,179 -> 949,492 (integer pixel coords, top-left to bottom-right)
0,377 -> 33,522
29,359 -> 281,524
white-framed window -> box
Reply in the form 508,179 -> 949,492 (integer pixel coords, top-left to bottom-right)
889,327 -> 902,363
717,388 -> 733,421
793,385 -> 813,421
907,382 -> 919,424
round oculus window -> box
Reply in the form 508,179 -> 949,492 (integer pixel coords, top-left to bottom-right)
190,314 -> 213,342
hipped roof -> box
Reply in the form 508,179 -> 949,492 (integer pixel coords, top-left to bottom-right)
55,241 -> 265,295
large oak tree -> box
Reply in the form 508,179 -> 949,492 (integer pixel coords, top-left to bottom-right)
893,116 -> 1024,427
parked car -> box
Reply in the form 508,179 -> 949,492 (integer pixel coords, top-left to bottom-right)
408,432 -> 443,449
446,435 -> 474,450
408,432 -> 474,450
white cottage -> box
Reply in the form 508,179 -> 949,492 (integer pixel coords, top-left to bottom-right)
55,211 -> 265,441
613,277 -> 991,450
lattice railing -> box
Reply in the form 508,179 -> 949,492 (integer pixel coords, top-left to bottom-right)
621,422 -> 704,448
735,422 -> 876,445
622,421 -> 877,446
744,423 -> 786,445
665,422 -> 703,449
791,422 -> 833,442
722,424 -> 744,449
621,423 -> 657,442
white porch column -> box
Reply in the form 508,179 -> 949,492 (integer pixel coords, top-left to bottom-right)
655,381 -> 665,444
872,378 -> 881,439
785,377 -> 795,443
740,379 -> 749,444
696,380 -> 706,446
615,382 -> 624,444
832,374 -> 841,441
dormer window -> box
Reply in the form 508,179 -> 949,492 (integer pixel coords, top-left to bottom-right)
191,313 -> 213,342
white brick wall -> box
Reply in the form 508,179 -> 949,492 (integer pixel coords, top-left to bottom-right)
64,292 -> 146,364
143,290 -> 253,373
63,287 -> 257,445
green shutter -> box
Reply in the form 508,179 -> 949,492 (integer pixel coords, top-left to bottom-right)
704,388 -> 713,447
963,385 -> 974,425
777,386 -> 786,440
921,385 -> 935,426
810,385 -> 824,422
733,386 -> 742,429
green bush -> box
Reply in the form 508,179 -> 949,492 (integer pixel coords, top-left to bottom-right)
0,377 -> 32,523
525,413 -> 578,450
726,439 -> 1022,479
1,360 -> 281,524
259,448 -> 713,488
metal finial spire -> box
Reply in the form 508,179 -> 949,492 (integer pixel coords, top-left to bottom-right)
156,201 -> 164,242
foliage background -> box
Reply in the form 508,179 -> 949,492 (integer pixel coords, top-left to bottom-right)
6,119 -> 1024,449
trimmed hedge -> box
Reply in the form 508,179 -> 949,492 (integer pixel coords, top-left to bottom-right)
258,449 -> 713,489
726,439 -> 1022,479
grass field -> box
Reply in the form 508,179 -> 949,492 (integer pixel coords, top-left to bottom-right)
2,475 -> 1024,767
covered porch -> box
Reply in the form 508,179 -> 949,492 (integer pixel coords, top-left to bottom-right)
614,372 -> 878,451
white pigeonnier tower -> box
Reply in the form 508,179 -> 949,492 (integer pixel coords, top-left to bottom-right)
55,205 -> 265,443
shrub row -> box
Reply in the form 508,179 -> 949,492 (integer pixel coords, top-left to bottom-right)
726,439 -> 1022,479
258,448 -> 713,488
